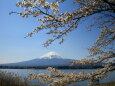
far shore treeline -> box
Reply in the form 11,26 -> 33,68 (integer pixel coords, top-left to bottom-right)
0,63 -> 115,69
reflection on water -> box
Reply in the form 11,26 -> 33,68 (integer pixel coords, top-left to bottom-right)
0,69 -> 115,86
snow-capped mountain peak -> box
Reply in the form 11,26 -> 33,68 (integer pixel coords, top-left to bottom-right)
40,51 -> 64,59
0,52 -> 74,67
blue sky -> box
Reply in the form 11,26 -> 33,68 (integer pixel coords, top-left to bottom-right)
0,0 -> 100,64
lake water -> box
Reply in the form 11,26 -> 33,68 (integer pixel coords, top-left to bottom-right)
0,69 -> 115,86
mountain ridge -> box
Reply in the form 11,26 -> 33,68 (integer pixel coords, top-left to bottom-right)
0,52 -> 107,69
0,52 -> 74,67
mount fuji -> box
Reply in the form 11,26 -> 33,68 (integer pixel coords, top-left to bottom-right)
0,52 -> 74,67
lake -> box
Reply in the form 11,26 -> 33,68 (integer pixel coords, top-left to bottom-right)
0,69 -> 115,86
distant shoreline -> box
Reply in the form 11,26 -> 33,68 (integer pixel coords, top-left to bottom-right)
1,63 -> 115,69
0,66 -> 104,69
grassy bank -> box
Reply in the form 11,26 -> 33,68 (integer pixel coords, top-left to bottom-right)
0,71 -> 44,86
0,71 -> 32,86
95,82 -> 115,86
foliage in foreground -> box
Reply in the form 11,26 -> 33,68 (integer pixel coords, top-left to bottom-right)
28,66 -> 115,86
0,70 -> 115,86
0,70 -> 39,86
10,0 -> 115,86
0,70 -> 30,86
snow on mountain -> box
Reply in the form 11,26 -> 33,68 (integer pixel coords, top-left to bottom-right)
0,52 -> 73,67
39,51 -> 65,59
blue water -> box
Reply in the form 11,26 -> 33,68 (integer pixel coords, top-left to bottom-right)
0,69 -> 115,86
